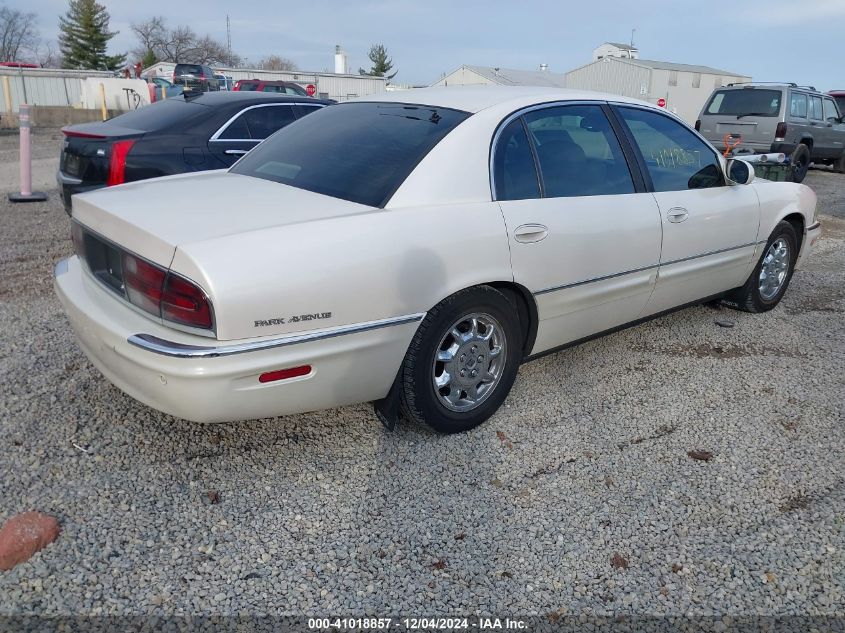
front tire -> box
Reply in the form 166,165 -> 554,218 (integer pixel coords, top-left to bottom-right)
399,286 -> 523,433
725,221 -> 798,313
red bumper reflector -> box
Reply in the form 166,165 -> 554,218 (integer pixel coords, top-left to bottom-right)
259,365 -> 312,383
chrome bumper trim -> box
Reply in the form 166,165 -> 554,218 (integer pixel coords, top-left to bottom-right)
807,221 -> 821,231
127,313 -> 426,359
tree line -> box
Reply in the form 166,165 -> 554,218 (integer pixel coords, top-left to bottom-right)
1,0 -> 397,78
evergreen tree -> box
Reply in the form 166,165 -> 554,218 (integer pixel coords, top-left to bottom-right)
58,0 -> 125,70
358,44 -> 397,79
140,49 -> 157,69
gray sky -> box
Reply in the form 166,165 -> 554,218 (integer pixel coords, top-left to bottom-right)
21,0 -> 842,91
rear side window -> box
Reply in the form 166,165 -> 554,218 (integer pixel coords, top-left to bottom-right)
231,102 -> 470,207
105,98 -> 205,131
705,89 -> 781,116
523,105 -> 635,197
238,82 -> 258,91
790,92 -> 808,118
493,119 -> 539,201
809,96 -> 824,120
617,106 -> 723,192
218,105 -> 297,140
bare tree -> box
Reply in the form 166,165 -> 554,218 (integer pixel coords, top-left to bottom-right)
258,55 -> 296,71
36,40 -> 63,67
130,16 -> 239,66
0,6 -> 39,62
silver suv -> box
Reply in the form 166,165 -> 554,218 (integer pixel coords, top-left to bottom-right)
696,83 -> 845,182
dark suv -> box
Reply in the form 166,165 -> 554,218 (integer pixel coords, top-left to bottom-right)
233,80 -> 308,96
172,64 -> 220,92
696,83 -> 845,181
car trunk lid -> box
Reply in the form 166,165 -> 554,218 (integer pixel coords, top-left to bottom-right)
71,170 -> 375,267
60,122 -> 144,185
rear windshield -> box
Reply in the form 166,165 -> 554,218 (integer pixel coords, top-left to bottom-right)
175,64 -> 202,75
230,102 -> 470,207
106,97 -> 205,131
705,89 -> 781,117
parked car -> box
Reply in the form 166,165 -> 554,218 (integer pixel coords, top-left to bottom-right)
172,64 -> 220,92
696,82 -> 845,181
829,90 -> 845,118
57,91 -> 330,213
214,74 -> 235,91
54,87 -> 820,432
147,77 -> 183,100
233,79 -> 309,96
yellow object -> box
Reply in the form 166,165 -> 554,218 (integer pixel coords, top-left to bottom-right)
99,82 -> 107,120
2,76 -> 11,113
162,86 -> 167,99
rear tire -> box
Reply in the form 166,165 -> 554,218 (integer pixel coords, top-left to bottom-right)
724,221 -> 798,313
399,286 -> 523,433
834,152 -> 845,174
788,144 -> 811,183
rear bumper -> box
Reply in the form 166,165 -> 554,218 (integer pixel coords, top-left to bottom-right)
54,256 -> 421,423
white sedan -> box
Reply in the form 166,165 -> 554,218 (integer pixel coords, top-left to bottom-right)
54,87 -> 821,433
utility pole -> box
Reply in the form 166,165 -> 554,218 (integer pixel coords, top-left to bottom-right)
226,15 -> 232,58
630,28 -> 636,48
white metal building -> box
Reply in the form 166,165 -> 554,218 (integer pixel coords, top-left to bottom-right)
593,42 -> 639,61
143,62 -> 387,101
430,64 -> 568,89
565,56 -> 751,123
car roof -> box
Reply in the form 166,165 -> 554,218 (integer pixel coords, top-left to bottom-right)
348,85 -> 653,114
185,91 -> 330,106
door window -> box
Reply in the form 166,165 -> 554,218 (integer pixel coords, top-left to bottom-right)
217,105 -> 297,140
492,119 -> 540,201
809,96 -> 824,121
521,105 -> 635,198
823,98 -> 841,121
789,92 -> 808,118
617,106 -> 723,192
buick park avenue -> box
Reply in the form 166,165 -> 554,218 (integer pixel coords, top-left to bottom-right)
54,87 -> 820,433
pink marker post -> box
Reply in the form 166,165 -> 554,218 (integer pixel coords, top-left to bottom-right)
8,104 -> 48,203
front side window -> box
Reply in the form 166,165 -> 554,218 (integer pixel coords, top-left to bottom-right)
523,104 -> 635,198
823,98 -> 840,121
705,89 -> 781,116
492,118 -> 539,201
231,102 -> 470,207
790,92 -> 808,118
617,106 -> 723,192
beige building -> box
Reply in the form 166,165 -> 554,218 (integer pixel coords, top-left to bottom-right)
593,42 -> 639,61
430,64 -> 567,89
565,56 -> 751,123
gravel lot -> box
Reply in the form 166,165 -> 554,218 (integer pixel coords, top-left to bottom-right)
1,130 -> 843,622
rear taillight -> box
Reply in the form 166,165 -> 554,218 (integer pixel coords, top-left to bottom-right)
107,139 -> 136,186
123,252 -> 165,316
694,119 -> 701,131
775,122 -> 788,139
122,252 -> 213,330
161,274 -> 213,329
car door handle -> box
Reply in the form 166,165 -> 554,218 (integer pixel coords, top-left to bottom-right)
514,224 -> 549,243
224,149 -> 248,156
666,207 -> 689,223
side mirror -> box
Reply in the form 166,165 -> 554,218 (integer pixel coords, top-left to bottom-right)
726,158 -> 755,185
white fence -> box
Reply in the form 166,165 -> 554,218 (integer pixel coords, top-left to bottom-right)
0,68 -> 116,112
145,62 -> 388,101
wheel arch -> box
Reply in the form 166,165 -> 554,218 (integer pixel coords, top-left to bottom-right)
797,136 -> 814,152
781,211 -> 805,252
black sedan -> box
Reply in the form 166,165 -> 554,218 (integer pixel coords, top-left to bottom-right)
57,92 -> 332,213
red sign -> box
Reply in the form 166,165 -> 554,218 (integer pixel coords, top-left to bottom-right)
305,84 -> 317,97
657,98 -> 667,108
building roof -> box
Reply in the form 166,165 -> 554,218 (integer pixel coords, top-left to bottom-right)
460,65 -> 568,88
353,85 -> 649,114
627,58 -> 747,77
603,42 -> 638,51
